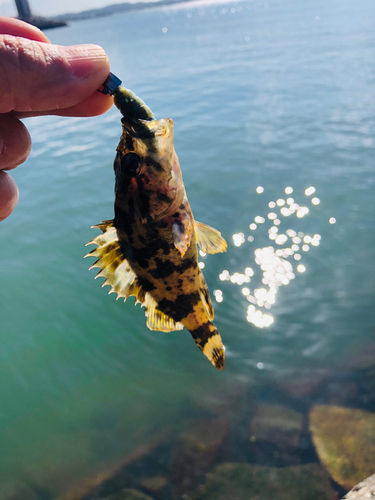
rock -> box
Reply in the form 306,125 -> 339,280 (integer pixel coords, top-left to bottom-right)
250,403 -> 303,450
320,381 -> 359,407
170,418 -> 228,499
103,489 -> 153,500
339,342 -> 375,371
248,403 -> 304,466
190,379 -> 252,419
139,476 -> 168,492
342,473 -> 375,499
274,368 -> 330,400
191,462 -> 337,500
309,405 -> 375,489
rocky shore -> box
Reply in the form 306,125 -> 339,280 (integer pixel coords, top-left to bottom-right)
45,363 -> 375,500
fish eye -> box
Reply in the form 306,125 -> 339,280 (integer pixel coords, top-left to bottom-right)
121,152 -> 141,174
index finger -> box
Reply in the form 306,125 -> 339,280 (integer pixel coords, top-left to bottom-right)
0,16 -> 50,43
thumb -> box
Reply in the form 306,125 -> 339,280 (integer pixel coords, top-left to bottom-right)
0,35 -> 110,114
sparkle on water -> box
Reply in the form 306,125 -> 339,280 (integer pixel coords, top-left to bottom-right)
214,186 -> 335,328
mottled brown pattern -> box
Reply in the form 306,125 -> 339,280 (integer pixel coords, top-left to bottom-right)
86,87 -> 226,370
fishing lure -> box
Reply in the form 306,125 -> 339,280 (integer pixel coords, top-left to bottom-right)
86,74 -> 227,369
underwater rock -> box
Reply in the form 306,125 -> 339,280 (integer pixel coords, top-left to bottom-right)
102,489 -> 154,500
309,405 -> 375,489
139,476 -> 168,492
319,381 -> 359,408
339,342 -> 375,371
250,403 -> 303,450
190,379 -> 252,419
342,473 -> 375,500
191,462 -> 337,500
249,403 -> 304,466
170,418 -> 228,499
274,368 -> 330,400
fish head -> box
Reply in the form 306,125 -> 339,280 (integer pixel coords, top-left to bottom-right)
113,88 -> 184,220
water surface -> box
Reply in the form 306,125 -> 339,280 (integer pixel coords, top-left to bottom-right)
1,0 -> 375,497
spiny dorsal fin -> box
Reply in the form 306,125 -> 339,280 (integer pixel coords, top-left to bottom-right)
200,272 -> 214,321
85,222 -> 144,304
144,293 -> 184,332
195,221 -> 227,254
91,219 -> 115,232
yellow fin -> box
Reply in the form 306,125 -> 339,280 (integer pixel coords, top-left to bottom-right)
200,273 -> 214,321
144,293 -> 184,332
85,222 -> 145,304
195,221 -> 227,254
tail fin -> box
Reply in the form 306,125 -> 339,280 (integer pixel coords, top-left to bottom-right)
190,323 -> 225,370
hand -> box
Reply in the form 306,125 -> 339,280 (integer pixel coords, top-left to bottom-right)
0,16 -> 113,221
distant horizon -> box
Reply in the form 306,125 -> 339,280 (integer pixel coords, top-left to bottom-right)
0,0 -> 161,18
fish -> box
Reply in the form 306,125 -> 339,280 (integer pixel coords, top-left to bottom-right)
85,87 -> 227,370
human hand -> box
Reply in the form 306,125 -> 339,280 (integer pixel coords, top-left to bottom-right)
0,16 -> 113,221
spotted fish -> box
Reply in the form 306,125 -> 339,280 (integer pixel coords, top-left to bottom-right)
85,87 -> 227,370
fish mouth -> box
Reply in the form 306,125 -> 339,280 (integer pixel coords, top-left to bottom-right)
121,118 -> 157,142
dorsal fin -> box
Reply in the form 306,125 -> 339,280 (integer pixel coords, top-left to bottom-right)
85,221 -> 144,304
144,294 -> 184,332
195,221 -> 227,254
85,222 -> 183,330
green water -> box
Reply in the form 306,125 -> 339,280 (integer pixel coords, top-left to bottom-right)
1,0 -> 375,497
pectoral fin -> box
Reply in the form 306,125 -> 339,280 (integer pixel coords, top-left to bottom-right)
172,215 -> 193,257
195,221 -> 227,254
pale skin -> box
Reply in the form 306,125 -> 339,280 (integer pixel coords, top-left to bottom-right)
0,16 -> 113,221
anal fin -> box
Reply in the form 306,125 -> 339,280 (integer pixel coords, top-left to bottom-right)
144,293 -> 184,332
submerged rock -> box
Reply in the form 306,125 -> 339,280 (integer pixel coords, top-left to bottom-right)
274,368 -> 330,400
139,476 -> 168,492
250,403 -> 303,450
342,473 -> 375,499
309,405 -> 375,489
170,418 -> 228,499
103,489 -> 153,500
190,380 -> 252,420
191,462 -> 337,500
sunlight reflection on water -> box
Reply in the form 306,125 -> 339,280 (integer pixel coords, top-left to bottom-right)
203,185 -> 337,329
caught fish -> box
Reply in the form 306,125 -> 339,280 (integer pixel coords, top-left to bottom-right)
85,85 -> 227,370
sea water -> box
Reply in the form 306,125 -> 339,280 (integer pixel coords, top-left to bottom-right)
1,0 -> 375,496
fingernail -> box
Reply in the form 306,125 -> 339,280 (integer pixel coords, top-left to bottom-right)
0,139 -> 5,157
64,44 -> 109,79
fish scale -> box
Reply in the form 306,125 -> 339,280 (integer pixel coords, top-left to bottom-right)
86,85 -> 227,370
